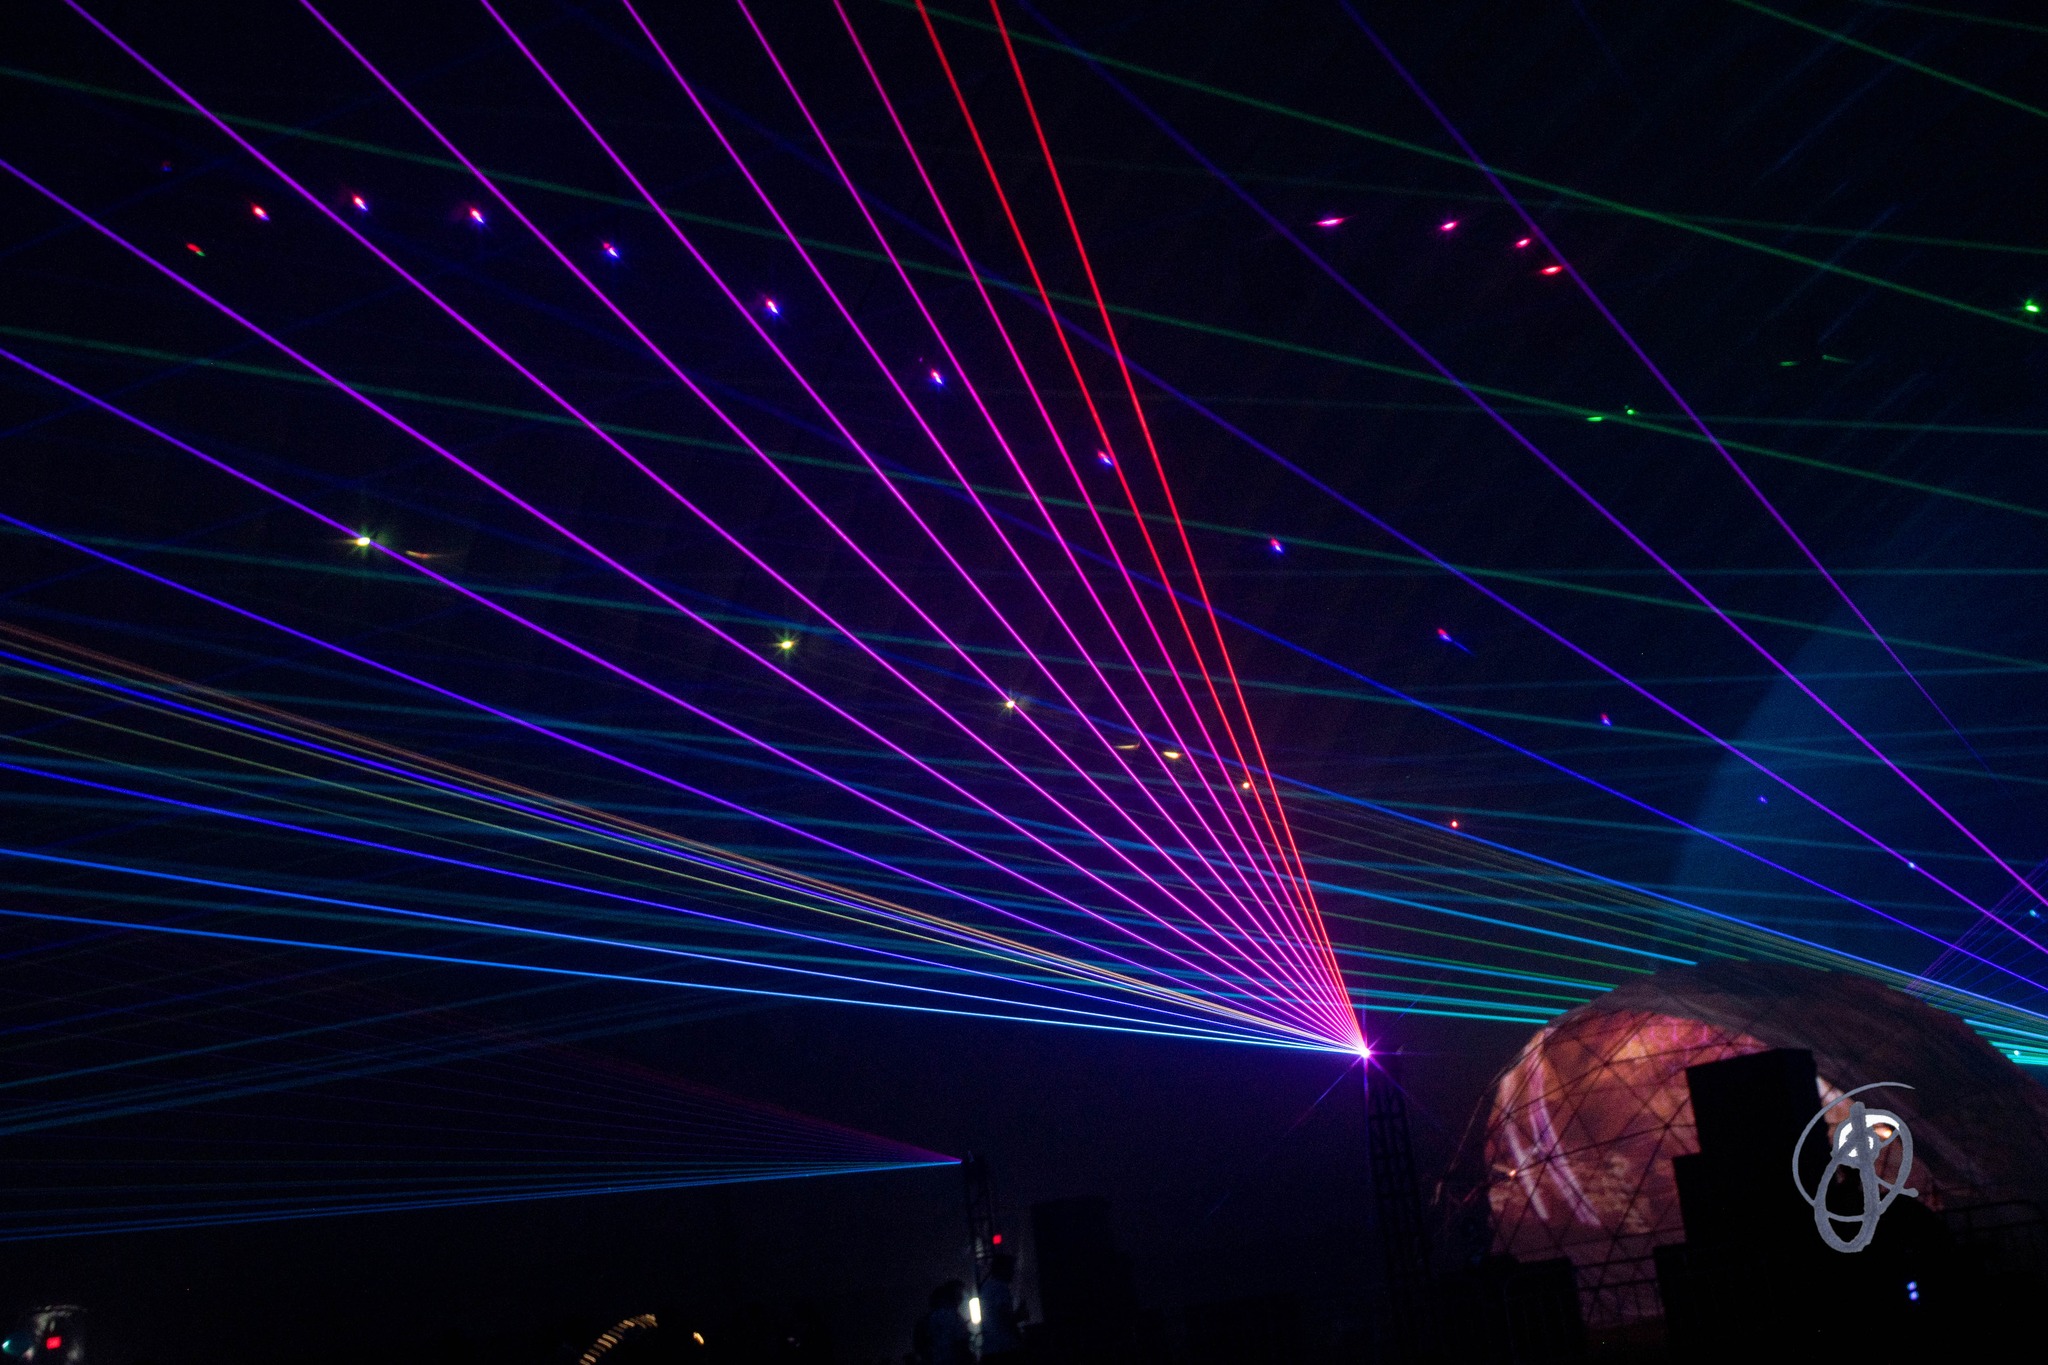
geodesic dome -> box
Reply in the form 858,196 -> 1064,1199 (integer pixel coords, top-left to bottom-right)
1440,962 -> 2048,1326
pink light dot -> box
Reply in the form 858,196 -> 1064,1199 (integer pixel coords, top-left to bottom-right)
1438,219 -> 1458,232
1540,264 -> 1563,275
1314,215 -> 1347,228
1514,237 -> 1532,248
250,204 -> 269,221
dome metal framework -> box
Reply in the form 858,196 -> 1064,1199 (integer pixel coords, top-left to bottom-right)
1439,963 -> 2048,1326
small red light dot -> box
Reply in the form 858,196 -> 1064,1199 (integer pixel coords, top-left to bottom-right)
1540,265 -> 1563,275
47,1337 -> 63,1350
991,1234 -> 1002,1245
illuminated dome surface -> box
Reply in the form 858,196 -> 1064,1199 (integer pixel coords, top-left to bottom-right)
1446,962 -> 2048,1325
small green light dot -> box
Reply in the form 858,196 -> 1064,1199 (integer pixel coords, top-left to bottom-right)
1624,407 -> 1636,416
1586,414 -> 1603,423
1778,360 -> 1799,367
2026,300 -> 2042,314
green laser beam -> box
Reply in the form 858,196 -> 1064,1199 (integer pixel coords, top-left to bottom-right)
894,1 -> 2048,337
7,59 -> 2046,520
1850,0 -> 2048,35
1732,0 -> 2048,120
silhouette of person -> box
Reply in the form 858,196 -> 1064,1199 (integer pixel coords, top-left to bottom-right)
913,1280 -> 973,1365
975,1253 -> 1026,1365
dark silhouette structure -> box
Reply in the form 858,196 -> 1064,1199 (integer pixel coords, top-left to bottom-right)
1028,1197 -> 1134,1365
1656,1047 -> 1960,1354
1442,962 -> 2048,1330
1429,1257 -> 1585,1365
1376,1053 -> 1587,1363
962,1153 -> 1002,1297
1182,1293 -> 1301,1365
1367,1058 -> 1430,1358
